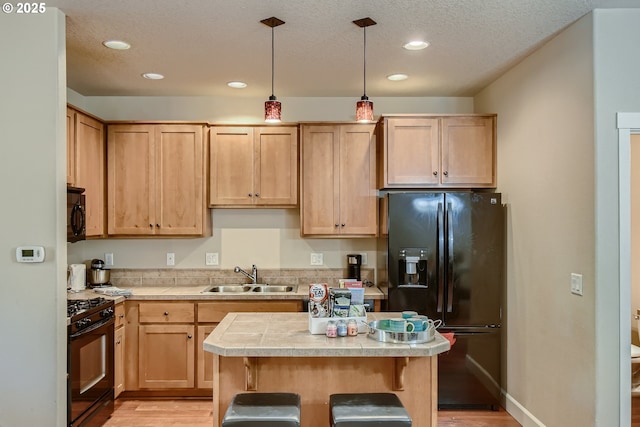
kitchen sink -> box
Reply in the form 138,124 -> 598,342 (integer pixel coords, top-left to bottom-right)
201,285 -> 253,293
201,284 -> 298,293
251,285 -> 297,293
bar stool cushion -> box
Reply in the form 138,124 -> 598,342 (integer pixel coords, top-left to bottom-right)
222,392 -> 301,427
330,393 -> 412,427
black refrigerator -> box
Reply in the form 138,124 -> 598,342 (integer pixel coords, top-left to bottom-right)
386,192 -> 505,410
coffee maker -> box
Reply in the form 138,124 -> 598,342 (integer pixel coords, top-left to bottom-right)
347,254 -> 362,281
397,248 -> 427,286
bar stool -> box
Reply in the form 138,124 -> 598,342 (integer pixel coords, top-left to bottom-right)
222,392 -> 301,427
330,393 -> 412,427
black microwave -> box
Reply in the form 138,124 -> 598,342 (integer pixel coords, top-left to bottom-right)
67,186 -> 86,243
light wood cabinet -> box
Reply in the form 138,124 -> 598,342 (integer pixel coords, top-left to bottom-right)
67,106 -> 106,237
124,299 -> 302,395
114,302 -> 125,398
300,123 -> 377,237
377,115 -> 496,189
107,124 -> 210,237
209,126 -> 298,207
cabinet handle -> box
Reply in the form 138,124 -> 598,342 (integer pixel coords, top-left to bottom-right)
149,223 -> 153,228
341,224 -> 345,227
443,171 -> 448,176
335,224 -> 339,227
187,335 -> 193,339
119,314 -> 125,318
255,193 -> 260,197
116,339 -> 121,345
164,311 -> 169,316
248,193 -> 252,197
433,171 -> 438,176
156,224 -> 160,228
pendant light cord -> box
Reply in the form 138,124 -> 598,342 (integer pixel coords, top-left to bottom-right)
271,26 -> 275,98
362,26 -> 367,98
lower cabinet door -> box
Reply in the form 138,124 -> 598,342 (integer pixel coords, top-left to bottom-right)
138,324 -> 195,389
197,324 -> 218,389
114,326 -> 125,398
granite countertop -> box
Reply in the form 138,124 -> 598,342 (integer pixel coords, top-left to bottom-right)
67,284 -> 385,302
203,312 -> 451,358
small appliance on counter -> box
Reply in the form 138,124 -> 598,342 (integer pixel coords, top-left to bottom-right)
347,254 -> 362,281
67,264 -> 86,292
88,258 -> 111,287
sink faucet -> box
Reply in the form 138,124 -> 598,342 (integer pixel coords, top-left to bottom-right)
234,265 -> 258,284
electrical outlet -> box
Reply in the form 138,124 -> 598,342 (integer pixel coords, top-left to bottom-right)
360,253 -> 368,265
166,252 -> 175,266
571,273 -> 583,296
104,253 -> 114,266
205,252 -> 219,266
310,253 -> 323,266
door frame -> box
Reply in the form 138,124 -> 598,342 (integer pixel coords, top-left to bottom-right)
617,112 -> 640,426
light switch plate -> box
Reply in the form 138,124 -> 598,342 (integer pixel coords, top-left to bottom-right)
104,253 -> 114,266
571,273 -> 583,296
310,253 -> 323,266
205,252 -> 219,266
166,252 -> 175,266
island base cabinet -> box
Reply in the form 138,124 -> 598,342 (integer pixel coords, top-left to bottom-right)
212,356 -> 438,427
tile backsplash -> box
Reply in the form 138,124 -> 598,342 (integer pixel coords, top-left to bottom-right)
110,268 -> 375,288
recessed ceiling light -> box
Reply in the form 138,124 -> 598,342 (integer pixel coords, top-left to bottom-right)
227,81 -> 247,89
387,73 -> 409,81
403,40 -> 429,51
102,40 -> 131,50
141,73 -> 164,80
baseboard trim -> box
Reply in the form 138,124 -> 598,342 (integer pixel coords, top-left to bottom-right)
503,392 -> 546,427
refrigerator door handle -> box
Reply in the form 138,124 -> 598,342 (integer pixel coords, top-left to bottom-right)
447,202 -> 454,313
437,202 -> 445,313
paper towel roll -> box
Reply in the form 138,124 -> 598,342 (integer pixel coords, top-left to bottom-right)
68,264 -> 86,291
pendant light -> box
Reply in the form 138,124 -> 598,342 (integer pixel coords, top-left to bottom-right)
262,17 -> 285,123
353,17 -> 376,122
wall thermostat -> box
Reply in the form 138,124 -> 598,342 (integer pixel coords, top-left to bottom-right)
16,246 -> 45,263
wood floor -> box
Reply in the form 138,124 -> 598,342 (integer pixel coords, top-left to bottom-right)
104,398 -> 522,427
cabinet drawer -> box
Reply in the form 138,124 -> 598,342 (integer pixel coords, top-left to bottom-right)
115,302 -> 126,329
197,301 -> 302,323
139,302 -> 194,323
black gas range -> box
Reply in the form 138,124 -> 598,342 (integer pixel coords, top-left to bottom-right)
67,297 -> 115,427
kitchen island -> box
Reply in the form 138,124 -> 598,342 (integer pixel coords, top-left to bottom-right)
203,312 -> 450,427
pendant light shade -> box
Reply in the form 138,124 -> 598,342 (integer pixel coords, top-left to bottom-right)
353,17 -> 376,122
262,17 -> 285,123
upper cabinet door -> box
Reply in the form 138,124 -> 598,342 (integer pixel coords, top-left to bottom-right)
441,116 -> 496,187
107,124 -> 156,235
339,124 -> 377,236
301,125 -> 340,235
254,126 -> 298,206
209,127 -> 255,206
75,113 -> 106,237
384,118 -> 440,187
66,107 -> 76,185
155,125 -> 204,235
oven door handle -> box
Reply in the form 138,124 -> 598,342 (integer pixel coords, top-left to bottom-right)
70,316 -> 114,339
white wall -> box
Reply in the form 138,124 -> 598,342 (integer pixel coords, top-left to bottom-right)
0,9 -> 67,427
475,14 -> 596,427
67,95 -> 473,272
632,135 -> 640,344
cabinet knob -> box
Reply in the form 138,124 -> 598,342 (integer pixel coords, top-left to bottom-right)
116,339 -> 121,345
341,224 -> 345,227
187,335 -> 193,339
164,311 -> 169,316
443,171 -> 448,176
149,223 -> 153,228
335,224 -> 339,227
433,171 -> 438,176
156,224 -> 160,228
119,314 -> 125,318
255,193 -> 260,197
248,193 -> 253,197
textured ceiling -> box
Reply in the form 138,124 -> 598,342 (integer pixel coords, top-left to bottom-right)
49,0 -> 632,98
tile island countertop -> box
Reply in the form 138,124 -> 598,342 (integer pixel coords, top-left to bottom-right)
203,312 -> 450,357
